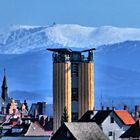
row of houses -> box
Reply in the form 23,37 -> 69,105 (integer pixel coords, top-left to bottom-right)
1,107 -> 139,139
51,108 -> 140,140
0,116 -> 53,137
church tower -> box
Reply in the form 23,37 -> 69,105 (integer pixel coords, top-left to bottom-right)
1,70 -> 8,102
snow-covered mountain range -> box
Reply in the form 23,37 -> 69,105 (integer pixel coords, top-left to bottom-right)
0,24 -> 140,109
1,24 -> 140,54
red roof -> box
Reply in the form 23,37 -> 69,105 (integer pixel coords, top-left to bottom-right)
11,121 -> 18,126
25,121 -> 52,136
114,110 -> 135,125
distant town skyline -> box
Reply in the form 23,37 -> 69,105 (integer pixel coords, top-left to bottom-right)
0,0 -> 140,28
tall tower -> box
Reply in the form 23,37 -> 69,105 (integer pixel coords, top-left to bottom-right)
1,71 -> 8,102
47,48 -> 95,131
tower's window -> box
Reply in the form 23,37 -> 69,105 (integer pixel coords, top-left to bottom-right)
72,88 -> 78,101
71,63 -> 78,77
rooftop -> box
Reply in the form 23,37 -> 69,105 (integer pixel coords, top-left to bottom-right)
47,48 -> 95,62
25,121 -> 52,136
93,110 -> 112,124
120,120 -> 140,138
79,110 -> 135,126
51,122 -> 109,140
114,110 -> 135,125
47,48 -> 96,53
47,48 -> 72,54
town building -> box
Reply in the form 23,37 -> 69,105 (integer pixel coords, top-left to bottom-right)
79,109 -> 135,140
131,105 -> 140,120
0,73 -> 22,115
29,102 -> 48,117
1,118 -> 52,137
120,120 -> 140,140
47,48 -> 95,131
50,122 -> 109,140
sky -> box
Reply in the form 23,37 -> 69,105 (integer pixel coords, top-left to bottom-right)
0,0 -> 140,28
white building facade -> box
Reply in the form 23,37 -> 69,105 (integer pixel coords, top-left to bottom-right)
101,111 -> 132,140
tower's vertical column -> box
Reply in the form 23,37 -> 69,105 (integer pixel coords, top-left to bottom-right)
53,61 -> 71,132
66,62 -> 71,122
78,61 -> 94,119
53,63 -> 57,131
78,63 -> 82,118
88,62 -> 94,110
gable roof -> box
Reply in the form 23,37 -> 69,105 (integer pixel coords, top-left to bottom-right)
4,120 -> 52,137
25,121 -> 51,136
79,110 -> 135,125
114,110 -> 135,125
51,122 -> 109,140
65,122 -> 109,140
4,122 -> 30,136
79,110 -> 95,122
120,120 -> 140,138
91,110 -> 112,124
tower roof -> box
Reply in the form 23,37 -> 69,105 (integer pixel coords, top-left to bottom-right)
1,70 -> 9,102
47,48 -> 96,53
47,48 -> 72,54
2,75 -> 7,88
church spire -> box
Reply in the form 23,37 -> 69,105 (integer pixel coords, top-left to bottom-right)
1,69 -> 8,101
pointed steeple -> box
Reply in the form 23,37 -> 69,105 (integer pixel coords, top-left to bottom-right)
1,69 -> 8,101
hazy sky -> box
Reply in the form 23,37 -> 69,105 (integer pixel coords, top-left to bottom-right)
0,0 -> 140,28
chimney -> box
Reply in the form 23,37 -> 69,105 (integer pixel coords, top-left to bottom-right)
101,106 -> 104,110
112,106 -> 115,110
124,105 -> 128,111
106,107 -> 110,110
34,108 -> 38,118
135,105 -> 139,112
134,105 -> 140,119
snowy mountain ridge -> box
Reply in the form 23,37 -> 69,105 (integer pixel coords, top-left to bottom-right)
1,24 -> 140,54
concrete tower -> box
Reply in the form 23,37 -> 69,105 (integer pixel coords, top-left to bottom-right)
47,48 -> 95,131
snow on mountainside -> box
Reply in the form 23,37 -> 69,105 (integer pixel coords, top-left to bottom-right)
1,24 -> 140,54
